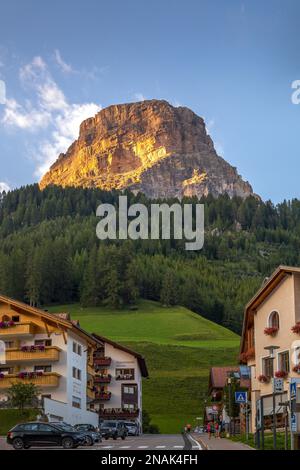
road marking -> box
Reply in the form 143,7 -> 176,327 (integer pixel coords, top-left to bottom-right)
101,445 -> 113,449
156,446 -> 166,449
119,446 -> 131,449
173,445 -> 184,449
188,434 -> 202,450
138,446 -> 149,449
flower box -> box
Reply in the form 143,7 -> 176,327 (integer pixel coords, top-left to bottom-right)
292,364 -> 300,374
21,345 -> 45,352
18,371 -> 44,379
264,327 -> 279,336
0,321 -> 15,329
258,374 -> 269,383
275,370 -> 288,379
291,323 -> 300,334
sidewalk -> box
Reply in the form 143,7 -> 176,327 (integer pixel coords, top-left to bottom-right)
193,433 -> 255,451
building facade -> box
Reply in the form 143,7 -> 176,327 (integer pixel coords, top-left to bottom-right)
91,334 -> 148,432
0,294 -> 97,426
240,266 -> 300,434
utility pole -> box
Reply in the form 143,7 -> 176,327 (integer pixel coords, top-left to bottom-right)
264,345 -> 280,450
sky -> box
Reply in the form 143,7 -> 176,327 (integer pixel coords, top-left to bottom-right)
0,0 -> 300,202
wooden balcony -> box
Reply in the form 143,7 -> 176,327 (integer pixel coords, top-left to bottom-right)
87,363 -> 95,376
0,323 -> 36,338
94,374 -> 111,384
94,357 -> 111,367
5,347 -> 61,363
94,391 -> 111,401
0,372 -> 60,389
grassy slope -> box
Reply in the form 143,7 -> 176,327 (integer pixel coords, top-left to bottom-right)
0,409 -> 38,435
48,300 -> 240,433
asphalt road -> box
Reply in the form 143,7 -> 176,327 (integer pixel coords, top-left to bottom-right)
0,434 -> 202,451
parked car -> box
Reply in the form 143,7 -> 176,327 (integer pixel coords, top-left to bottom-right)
74,424 -> 102,445
50,422 -> 96,447
100,420 -> 128,440
122,421 -> 139,436
7,422 -> 87,449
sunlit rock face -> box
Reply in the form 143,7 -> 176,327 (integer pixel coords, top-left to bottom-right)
39,99 -> 254,199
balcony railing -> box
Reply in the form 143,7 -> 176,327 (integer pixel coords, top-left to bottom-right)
116,374 -> 135,381
95,391 -> 111,401
0,372 -> 61,389
94,374 -> 111,384
94,357 -> 111,367
0,323 -> 36,338
5,347 -> 61,363
99,408 -> 139,419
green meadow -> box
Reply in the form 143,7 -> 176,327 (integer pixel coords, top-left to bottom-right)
48,300 -> 240,433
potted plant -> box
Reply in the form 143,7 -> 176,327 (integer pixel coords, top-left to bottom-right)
275,370 -> 288,379
258,374 -> 269,383
291,323 -> 300,334
264,327 -> 279,336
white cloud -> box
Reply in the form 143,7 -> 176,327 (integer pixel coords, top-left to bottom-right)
133,92 -> 146,102
54,49 -> 74,74
0,182 -> 10,193
2,56 -> 101,178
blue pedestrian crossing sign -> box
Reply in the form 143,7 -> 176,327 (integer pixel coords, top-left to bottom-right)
235,391 -> 247,403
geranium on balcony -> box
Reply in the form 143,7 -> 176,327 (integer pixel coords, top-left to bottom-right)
18,371 -> 44,379
0,321 -> 15,329
258,374 -> 270,383
291,323 -> 300,334
264,327 -> 279,336
21,345 -> 45,352
0,373 -> 4,379
292,364 -> 300,374
275,370 -> 288,379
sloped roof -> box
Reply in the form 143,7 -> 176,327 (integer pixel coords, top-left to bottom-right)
240,265 -> 300,353
92,333 -> 149,378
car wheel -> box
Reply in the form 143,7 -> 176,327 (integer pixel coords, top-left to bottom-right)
85,436 -> 94,446
113,435 -> 117,440
121,435 -> 126,440
12,437 -> 24,450
105,436 -> 109,440
62,437 -> 75,449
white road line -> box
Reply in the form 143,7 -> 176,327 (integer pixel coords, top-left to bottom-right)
101,445 -> 113,449
156,446 -> 166,449
188,434 -> 202,450
138,446 -> 149,449
119,446 -> 131,449
173,445 -> 184,449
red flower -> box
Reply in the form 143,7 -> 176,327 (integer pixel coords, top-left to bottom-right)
291,323 -> 300,334
258,374 -> 269,383
264,327 -> 279,336
275,370 -> 288,378
293,365 -> 300,374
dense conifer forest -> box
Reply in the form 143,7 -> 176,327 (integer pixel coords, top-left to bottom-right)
1,184 -> 300,333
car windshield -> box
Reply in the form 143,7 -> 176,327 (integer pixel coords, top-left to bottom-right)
75,425 -> 91,431
101,421 -> 116,428
125,422 -> 136,427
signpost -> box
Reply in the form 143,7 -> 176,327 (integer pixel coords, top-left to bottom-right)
235,391 -> 249,440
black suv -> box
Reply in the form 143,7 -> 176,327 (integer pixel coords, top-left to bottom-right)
100,421 -> 128,440
7,422 -> 87,449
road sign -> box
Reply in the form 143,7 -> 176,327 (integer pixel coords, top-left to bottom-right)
290,381 -> 297,400
291,412 -> 297,432
235,391 -> 247,403
273,377 -> 284,393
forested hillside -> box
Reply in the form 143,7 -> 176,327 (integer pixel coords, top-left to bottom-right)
1,185 -> 300,333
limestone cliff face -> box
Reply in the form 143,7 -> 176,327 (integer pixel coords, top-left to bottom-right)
39,99 -> 254,199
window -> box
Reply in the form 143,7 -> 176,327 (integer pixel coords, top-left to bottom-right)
263,357 -> 274,378
123,403 -> 135,410
11,316 -> 20,323
72,396 -> 81,409
4,341 -> 14,349
0,367 -> 13,375
278,351 -> 290,373
39,424 -> 56,432
73,341 -> 82,356
72,367 -> 81,381
123,385 -> 137,394
35,339 -> 52,347
269,311 -> 279,329
34,365 -> 52,373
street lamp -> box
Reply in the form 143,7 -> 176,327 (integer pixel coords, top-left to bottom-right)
264,345 -> 280,450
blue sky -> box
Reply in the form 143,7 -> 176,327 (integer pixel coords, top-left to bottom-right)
0,0 -> 300,202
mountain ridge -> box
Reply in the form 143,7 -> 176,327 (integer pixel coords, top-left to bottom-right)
40,99 -> 254,200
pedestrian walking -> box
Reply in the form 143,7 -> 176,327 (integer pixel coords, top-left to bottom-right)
207,422 -> 212,439
215,421 -> 220,438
